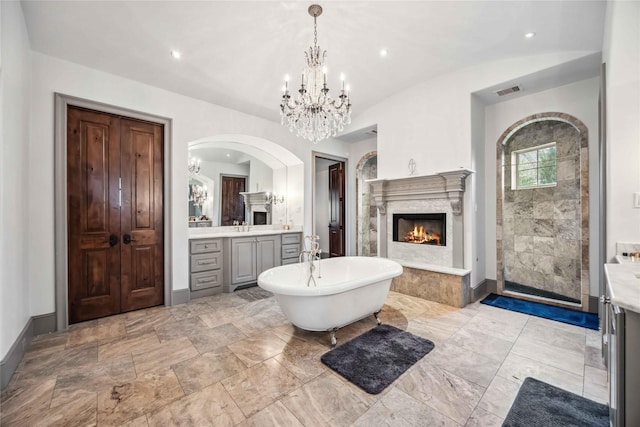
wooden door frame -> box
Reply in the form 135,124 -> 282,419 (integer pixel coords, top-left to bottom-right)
54,93 -> 173,331
311,151 -> 348,255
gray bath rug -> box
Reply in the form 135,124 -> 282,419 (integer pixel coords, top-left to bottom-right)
503,377 -> 609,427
320,324 -> 435,394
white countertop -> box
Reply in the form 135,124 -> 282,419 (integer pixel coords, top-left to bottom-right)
189,227 -> 302,239
605,262 -> 640,313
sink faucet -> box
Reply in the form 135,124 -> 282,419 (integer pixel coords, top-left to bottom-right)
300,235 -> 322,286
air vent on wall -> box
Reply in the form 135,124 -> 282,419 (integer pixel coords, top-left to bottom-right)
495,85 -> 521,96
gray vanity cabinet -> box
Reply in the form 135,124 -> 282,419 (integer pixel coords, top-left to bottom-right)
189,238 -> 223,295
229,235 -> 282,288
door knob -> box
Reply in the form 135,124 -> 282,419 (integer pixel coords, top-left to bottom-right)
123,234 -> 135,244
109,234 -> 119,247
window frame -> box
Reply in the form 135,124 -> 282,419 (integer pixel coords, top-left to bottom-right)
510,142 -> 557,190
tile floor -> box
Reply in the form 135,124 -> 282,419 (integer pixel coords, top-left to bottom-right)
0,287 -> 608,426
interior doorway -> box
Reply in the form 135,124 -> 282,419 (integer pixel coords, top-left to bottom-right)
313,153 -> 346,257
220,175 -> 247,226
66,106 -> 164,323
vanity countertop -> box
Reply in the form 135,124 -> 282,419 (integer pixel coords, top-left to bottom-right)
188,227 -> 302,239
605,262 -> 640,313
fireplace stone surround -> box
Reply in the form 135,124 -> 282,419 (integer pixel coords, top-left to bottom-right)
368,169 -> 473,307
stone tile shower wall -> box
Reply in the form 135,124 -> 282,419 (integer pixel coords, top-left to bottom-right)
356,152 -> 377,256
502,120 -> 583,301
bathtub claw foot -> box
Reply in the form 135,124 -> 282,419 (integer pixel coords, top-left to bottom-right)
329,328 -> 338,346
373,311 -> 382,325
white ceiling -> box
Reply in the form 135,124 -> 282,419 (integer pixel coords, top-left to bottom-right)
21,1 -> 606,127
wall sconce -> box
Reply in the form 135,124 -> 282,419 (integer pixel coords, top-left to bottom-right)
265,192 -> 284,211
188,157 -> 201,176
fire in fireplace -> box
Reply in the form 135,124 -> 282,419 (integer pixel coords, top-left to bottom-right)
392,213 -> 446,246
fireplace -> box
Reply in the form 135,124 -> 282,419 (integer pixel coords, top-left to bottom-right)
253,211 -> 267,225
393,213 -> 446,246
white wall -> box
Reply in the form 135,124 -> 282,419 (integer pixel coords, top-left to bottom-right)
603,1 -> 640,260
484,77 -> 600,294
470,95 -> 486,287
27,51 -> 352,320
1,1 -> 31,359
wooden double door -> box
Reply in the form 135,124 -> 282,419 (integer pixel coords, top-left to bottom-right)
328,162 -> 345,257
67,106 -> 164,324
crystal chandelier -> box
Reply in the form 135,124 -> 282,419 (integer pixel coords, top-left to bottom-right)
280,4 -> 352,144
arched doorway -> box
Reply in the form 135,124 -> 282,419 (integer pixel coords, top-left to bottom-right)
496,113 -> 589,309
356,151 -> 378,256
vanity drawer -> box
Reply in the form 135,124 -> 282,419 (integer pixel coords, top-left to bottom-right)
190,252 -> 222,273
190,270 -> 222,291
190,238 -> 222,254
282,233 -> 301,245
281,257 -> 299,265
282,244 -> 301,260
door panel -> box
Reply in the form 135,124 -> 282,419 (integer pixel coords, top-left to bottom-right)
221,176 -> 246,226
67,107 -> 121,323
67,107 -> 163,323
120,118 -> 164,312
328,162 -> 345,257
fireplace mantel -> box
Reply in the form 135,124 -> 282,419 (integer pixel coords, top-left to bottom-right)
368,168 -> 473,269
368,168 -> 473,215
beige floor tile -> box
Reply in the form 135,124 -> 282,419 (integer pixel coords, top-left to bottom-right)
17,343 -> 98,379
583,365 -> 608,403
97,369 -> 184,425
98,331 -> 160,361
425,342 -> 505,387
236,401 -> 303,427
585,345 -> 606,369
132,336 -> 199,374
462,313 -> 525,342
281,372 -> 372,427
586,328 -> 603,349
169,300 -> 216,320
518,318 -> 586,353
227,332 -> 288,367
274,336 -> 328,382
510,334 -> 585,376
464,407 -> 504,427
447,327 -> 513,362
475,305 -> 530,324
66,319 -> 127,348
50,354 -> 136,408
121,415 -> 150,426
25,332 -> 68,358
199,306 -> 244,328
221,358 -> 302,418
353,387 -> 461,426
146,382 -> 245,426
172,347 -> 247,395
0,376 -> 57,425
124,310 -> 174,335
476,375 -> 520,419
496,352 -> 584,395
33,392 -> 97,427
154,317 -> 209,342
396,362 -> 485,425
188,322 -> 247,354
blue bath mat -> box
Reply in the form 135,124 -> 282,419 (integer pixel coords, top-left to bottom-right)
480,293 -> 598,330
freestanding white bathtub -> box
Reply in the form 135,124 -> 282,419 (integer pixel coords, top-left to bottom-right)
257,256 -> 403,345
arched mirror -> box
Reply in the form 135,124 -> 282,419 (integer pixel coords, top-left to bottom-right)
187,139 -> 303,228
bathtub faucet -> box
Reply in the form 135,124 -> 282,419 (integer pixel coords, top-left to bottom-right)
300,235 -> 322,286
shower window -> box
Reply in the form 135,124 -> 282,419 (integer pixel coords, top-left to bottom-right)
512,142 -> 557,189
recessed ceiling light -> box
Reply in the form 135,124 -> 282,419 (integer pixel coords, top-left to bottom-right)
380,48 -> 388,57
226,153 -> 231,158
170,50 -> 181,59
524,32 -> 536,39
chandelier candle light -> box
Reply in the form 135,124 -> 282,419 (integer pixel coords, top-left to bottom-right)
280,4 -> 352,144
